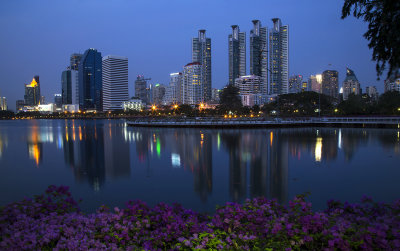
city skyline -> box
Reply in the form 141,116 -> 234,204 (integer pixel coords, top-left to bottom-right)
0,0 -> 383,110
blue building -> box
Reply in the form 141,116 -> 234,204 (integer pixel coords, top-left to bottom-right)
78,48 -> 102,111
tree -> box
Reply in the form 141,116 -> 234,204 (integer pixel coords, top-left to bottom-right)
341,0 -> 400,78
377,91 -> 400,114
218,84 -> 242,114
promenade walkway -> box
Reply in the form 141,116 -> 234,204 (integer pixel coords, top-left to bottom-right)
126,116 -> 400,128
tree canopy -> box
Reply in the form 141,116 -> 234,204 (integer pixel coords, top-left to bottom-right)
341,0 -> 400,79
218,84 -> 242,113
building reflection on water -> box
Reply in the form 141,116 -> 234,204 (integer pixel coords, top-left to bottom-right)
0,131 -> 8,158
19,119 -> 400,203
220,130 -> 288,204
62,121 -> 130,191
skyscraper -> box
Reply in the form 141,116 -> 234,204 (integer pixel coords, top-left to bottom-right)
135,75 -> 150,104
24,76 -> 41,106
152,84 -> 166,105
309,74 -> 322,93
182,62 -> 202,105
70,53 -> 82,71
61,70 -> 72,104
192,30 -> 211,102
54,94 -> 62,108
0,97 -> 7,111
102,55 -> 129,111
250,20 -> 268,95
269,18 -> 289,95
322,70 -> 339,99
229,25 -> 246,85
78,48 -> 102,111
342,67 -> 360,100
288,75 -> 303,93
70,53 -> 82,104
164,72 -> 182,105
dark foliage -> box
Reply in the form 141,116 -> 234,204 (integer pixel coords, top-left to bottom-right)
342,0 -> 400,78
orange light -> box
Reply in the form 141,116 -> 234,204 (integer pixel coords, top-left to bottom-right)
29,78 -> 38,87
173,104 -> 178,109
152,105 -> 156,111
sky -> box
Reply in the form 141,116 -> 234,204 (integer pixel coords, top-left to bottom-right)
0,0 -> 384,111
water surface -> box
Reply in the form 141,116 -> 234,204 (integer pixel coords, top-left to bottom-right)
0,119 -> 399,212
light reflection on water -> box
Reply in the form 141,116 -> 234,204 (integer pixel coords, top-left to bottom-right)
0,119 -> 399,212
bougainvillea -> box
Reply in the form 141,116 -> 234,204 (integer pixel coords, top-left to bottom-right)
1,186 -> 400,250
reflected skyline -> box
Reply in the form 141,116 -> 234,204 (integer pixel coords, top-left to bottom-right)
1,120 -> 400,212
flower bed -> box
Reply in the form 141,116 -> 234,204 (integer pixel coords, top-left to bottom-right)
1,185 -> 400,250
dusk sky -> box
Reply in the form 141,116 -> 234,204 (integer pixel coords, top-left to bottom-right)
0,0 -> 383,110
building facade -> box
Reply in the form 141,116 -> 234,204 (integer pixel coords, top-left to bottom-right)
365,86 -> 379,101
229,25 -> 246,85
24,76 -> 41,106
322,70 -> 339,99
0,97 -> 7,111
269,18 -> 289,95
123,98 -> 143,112
54,94 -> 62,108
102,55 -> 129,111
288,75 -> 303,93
152,84 -> 166,105
61,70 -> 73,104
135,75 -> 150,105
164,73 -> 182,105
309,74 -> 322,93
182,62 -> 202,105
234,75 -> 265,106
342,68 -> 361,100
78,48 -> 102,111
250,20 -> 268,95
192,30 -> 211,102
384,70 -> 400,92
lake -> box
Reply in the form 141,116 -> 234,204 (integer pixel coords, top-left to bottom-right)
0,119 -> 399,213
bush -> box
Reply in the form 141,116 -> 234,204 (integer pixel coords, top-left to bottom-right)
1,186 -> 400,250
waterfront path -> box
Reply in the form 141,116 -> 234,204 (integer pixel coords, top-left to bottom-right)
126,116 -> 400,128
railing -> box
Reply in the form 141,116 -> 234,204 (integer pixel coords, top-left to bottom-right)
126,117 -> 400,127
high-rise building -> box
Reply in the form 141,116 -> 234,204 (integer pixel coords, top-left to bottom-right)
152,83 -> 166,105
342,67 -> 361,100
135,75 -> 150,105
288,75 -> 303,93
365,86 -> 379,101
102,55 -> 129,111
192,30 -> 212,102
16,100 -> 25,111
234,75 -> 265,106
0,97 -> 7,111
250,20 -> 268,95
70,54 -> 82,70
61,70 -> 75,104
269,18 -> 289,95
69,53 -> 82,104
322,70 -> 339,99
211,88 -> 220,103
384,70 -> 400,92
54,94 -> 62,108
229,25 -> 246,85
164,73 -> 182,105
24,76 -> 41,106
309,74 -> 322,93
78,48 -> 102,111
301,81 -> 310,92
182,62 -> 202,105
